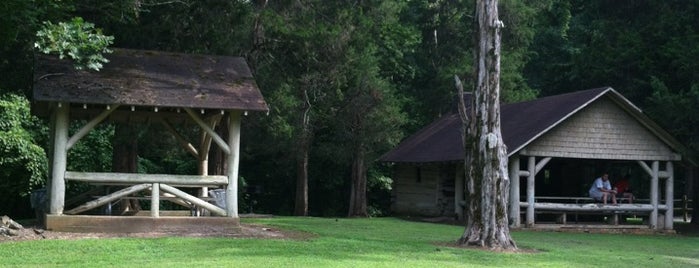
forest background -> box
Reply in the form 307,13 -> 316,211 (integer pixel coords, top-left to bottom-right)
1,0 -> 697,219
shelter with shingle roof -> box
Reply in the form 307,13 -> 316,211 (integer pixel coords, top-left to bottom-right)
381,87 -> 693,230
33,48 -> 268,232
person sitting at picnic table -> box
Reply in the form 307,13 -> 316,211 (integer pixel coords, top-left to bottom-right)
614,175 -> 635,204
588,172 -> 617,205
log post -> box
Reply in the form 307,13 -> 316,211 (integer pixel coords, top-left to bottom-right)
226,110 -> 242,218
665,161 -> 674,230
526,156 -> 535,227
49,103 -> 69,215
152,183 -> 160,218
650,161 -> 659,229
508,155 -> 520,227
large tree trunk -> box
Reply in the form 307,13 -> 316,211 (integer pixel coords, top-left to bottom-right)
112,124 -> 141,215
456,0 -> 516,250
348,145 -> 368,217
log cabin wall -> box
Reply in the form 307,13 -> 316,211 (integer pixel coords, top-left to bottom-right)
392,164 -> 441,216
521,97 -> 680,161
391,164 -> 457,217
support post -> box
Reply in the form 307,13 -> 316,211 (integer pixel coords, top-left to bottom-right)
454,165 -> 464,221
651,161 -> 659,229
526,156 -> 535,227
508,155 -> 520,227
665,162 -> 674,230
151,183 -> 160,218
226,110 -> 242,218
49,103 -> 69,215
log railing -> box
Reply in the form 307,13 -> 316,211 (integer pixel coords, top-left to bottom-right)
64,171 -> 228,217
518,195 -> 693,226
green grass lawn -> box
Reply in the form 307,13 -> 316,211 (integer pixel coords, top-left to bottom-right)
0,217 -> 697,267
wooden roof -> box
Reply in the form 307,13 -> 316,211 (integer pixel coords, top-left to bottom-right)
33,48 -> 268,114
380,87 -> 689,164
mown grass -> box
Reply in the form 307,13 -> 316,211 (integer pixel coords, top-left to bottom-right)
0,217 -> 697,267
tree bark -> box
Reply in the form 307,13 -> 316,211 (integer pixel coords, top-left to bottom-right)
294,134 -> 309,216
348,145 -> 368,217
294,88 -> 311,216
112,123 -> 141,215
456,0 -> 516,250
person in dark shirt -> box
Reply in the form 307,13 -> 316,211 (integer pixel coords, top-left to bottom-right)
614,175 -> 635,204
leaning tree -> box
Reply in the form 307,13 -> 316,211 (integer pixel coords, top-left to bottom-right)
456,0 -> 516,250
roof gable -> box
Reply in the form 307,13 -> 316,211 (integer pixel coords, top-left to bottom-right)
521,96 -> 680,160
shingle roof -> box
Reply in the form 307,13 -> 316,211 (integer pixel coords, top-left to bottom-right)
33,48 -> 268,112
379,87 -> 688,164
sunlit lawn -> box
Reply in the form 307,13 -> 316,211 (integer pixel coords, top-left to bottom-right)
0,217 -> 697,267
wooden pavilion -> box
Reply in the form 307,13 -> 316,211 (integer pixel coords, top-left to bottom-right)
380,87 -> 695,231
33,48 -> 268,232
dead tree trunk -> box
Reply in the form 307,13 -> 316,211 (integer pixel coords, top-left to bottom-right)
456,0 -> 516,250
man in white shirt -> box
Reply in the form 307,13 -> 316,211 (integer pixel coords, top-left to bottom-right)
588,173 -> 617,205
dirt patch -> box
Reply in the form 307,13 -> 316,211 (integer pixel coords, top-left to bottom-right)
0,223 -> 313,243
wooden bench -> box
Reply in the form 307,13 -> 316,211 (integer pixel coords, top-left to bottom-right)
520,196 -> 661,225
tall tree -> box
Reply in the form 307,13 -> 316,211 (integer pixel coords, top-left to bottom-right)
457,0 -> 516,250
252,1 -> 347,216
338,1 -> 412,217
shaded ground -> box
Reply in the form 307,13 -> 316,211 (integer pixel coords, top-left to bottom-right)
412,216 -> 699,236
0,215 -> 311,243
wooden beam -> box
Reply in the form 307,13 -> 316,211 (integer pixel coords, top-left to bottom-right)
152,183 -> 160,218
665,162 -> 674,230
65,171 -> 228,186
184,108 -> 230,155
508,155 -> 520,227
226,110 -> 242,218
66,105 -> 120,150
526,156 -> 535,227
197,114 -> 221,198
65,184 -> 150,215
159,119 -> 199,158
650,161 -> 659,229
521,202 -> 658,212
159,184 -> 226,216
638,160 -> 652,177
49,103 -> 69,215
534,157 -> 552,174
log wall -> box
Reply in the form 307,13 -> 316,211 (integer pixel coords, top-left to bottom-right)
392,164 -> 456,217
392,165 -> 441,216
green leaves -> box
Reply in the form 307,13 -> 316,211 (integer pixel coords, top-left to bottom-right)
34,17 -> 114,71
0,93 -> 48,196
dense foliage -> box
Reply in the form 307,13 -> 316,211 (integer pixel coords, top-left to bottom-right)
0,0 -> 696,218
0,94 -> 47,216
